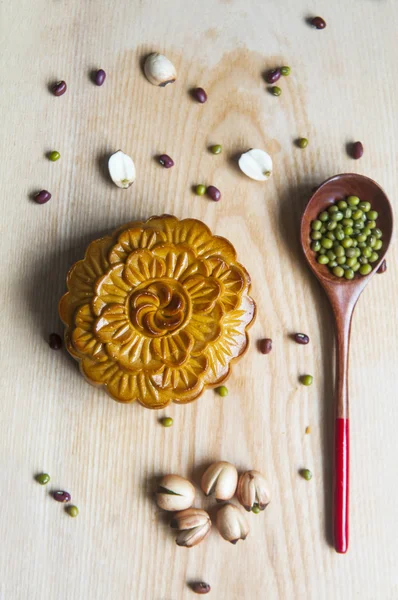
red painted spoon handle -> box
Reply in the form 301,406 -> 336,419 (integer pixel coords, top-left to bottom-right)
332,296 -> 355,554
334,417 -> 349,553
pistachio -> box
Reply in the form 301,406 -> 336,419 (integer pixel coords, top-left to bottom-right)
201,461 -> 238,501
108,150 -> 136,188
171,508 -> 211,547
144,53 -> 177,86
238,149 -> 273,181
236,470 -> 271,512
216,503 -> 249,544
156,474 -> 195,511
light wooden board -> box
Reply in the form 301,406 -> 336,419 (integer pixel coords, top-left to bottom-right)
1,1 -> 397,598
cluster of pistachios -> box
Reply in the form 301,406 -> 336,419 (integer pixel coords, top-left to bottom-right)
155,462 -> 270,547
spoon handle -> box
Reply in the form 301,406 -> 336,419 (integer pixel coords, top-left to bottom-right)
333,301 -> 354,554
334,416 -> 349,553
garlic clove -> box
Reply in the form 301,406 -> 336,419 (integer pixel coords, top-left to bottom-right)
201,461 -> 238,501
170,508 -> 210,531
108,150 -> 136,188
238,149 -> 272,181
216,503 -> 250,544
144,53 -> 177,87
236,470 -> 271,511
156,474 -> 195,512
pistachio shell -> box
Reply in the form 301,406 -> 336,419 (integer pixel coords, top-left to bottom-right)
201,461 -> 238,501
216,503 -> 249,544
171,508 -> 211,548
156,474 -> 195,511
170,508 -> 210,530
236,470 -> 271,511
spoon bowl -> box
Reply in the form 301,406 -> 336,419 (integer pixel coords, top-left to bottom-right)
301,173 -> 393,287
300,173 -> 393,554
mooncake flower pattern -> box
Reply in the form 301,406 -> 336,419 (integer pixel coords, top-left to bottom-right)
59,216 -> 255,408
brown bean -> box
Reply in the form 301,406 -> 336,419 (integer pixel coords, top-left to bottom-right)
259,338 -> 272,354
191,582 -> 211,594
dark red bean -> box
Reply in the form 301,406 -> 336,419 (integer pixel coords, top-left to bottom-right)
49,333 -> 62,350
53,491 -> 71,503
52,81 -> 67,96
259,338 -> 272,354
95,69 -> 106,86
158,154 -> 174,168
377,259 -> 387,274
34,190 -> 51,204
191,582 -> 211,595
351,141 -> 364,159
294,333 -> 310,345
206,185 -> 221,202
265,68 -> 281,84
193,87 -> 207,103
311,16 -> 326,29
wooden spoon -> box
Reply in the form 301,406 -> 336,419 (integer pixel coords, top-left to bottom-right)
300,173 -> 393,554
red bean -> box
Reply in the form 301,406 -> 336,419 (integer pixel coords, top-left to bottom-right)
192,88 -> 207,103
311,16 -> 326,29
294,333 -> 310,345
49,333 -> 62,350
95,69 -> 106,86
34,190 -> 51,204
265,68 -> 281,84
53,491 -> 71,503
158,154 -> 174,168
206,186 -> 221,202
259,338 -> 272,354
351,141 -> 364,159
52,81 -> 67,96
191,582 -> 211,594
377,259 -> 387,274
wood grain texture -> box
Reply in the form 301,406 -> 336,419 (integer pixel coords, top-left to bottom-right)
1,1 -> 397,599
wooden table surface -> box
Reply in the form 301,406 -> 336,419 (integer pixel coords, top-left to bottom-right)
1,1 -> 397,598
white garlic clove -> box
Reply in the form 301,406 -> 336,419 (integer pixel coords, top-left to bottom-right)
144,53 -> 177,87
236,470 -> 271,511
108,150 -> 136,188
238,149 -> 273,181
156,474 -> 195,512
201,461 -> 238,501
216,503 -> 250,544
